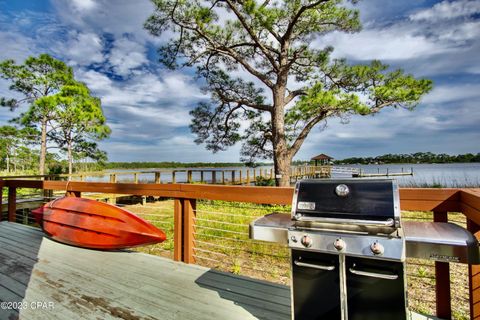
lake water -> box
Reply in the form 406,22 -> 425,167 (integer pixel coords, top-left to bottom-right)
333,163 -> 480,187
86,163 -> 480,187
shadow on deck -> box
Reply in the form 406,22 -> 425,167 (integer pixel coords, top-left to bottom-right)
0,222 -> 290,320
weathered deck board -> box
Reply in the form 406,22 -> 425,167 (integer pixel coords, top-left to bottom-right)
0,222 -> 290,320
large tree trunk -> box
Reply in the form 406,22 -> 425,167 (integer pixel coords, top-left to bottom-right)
67,141 -> 73,178
39,117 -> 47,176
272,84 -> 292,187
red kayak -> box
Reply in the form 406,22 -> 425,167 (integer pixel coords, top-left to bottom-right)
31,197 -> 166,250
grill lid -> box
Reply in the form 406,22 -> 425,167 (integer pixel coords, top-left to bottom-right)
291,179 -> 400,226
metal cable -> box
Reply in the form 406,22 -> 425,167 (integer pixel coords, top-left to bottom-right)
194,209 -> 260,219
192,254 -> 220,263
194,225 -> 249,235
193,232 -> 285,246
193,217 -> 249,228
194,240 -> 236,250
194,248 -> 228,256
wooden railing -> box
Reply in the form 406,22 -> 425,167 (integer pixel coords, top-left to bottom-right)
0,165 -> 330,185
1,178 -> 479,319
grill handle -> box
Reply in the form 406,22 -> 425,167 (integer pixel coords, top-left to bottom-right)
294,260 -> 335,271
349,267 -> 398,280
295,217 -> 395,227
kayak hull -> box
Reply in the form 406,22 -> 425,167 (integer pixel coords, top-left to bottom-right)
33,197 -> 166,250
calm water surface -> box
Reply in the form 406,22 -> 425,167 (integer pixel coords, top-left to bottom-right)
334,163 -> 480,187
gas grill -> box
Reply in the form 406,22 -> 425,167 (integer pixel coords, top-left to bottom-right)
250,179 -> 480,320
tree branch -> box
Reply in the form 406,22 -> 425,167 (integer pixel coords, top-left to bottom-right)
215,90 -> 272,111
289,110 -> 330,156
285,89 -> 307,105
282,0 -> 329,44
224,0 -> 279,71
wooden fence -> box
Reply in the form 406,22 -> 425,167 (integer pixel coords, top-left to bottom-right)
1,178 -> 479,319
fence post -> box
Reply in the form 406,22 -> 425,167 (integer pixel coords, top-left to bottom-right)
183,199 -> 196,264
173,199 -> 183,262
134,173 -> 138,184
8,187 -> 16,222
154,172 -> 161,184
246,169 -> 250,185
200,171 -> 204,183
187,170 -> 192,183
222,171 -> 225,184
468,219 -> 480,320
434,210 -> 451,319
231,171 -> 235,185
172,171 -> 176,184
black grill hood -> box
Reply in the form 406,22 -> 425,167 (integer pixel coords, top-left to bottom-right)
291,179 -> 399,222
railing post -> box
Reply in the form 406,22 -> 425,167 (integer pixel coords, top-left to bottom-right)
183,199 -> 196,264
187,170 -> 192,183
246,169 -> 250,185
468,219 -> 480,320
231,171 -> 235,185
8,187 -> 16,222
212,171 -> 217,184
172,171 -> 176,184
43,175 -> 53,199
239,170 -> 242,184
173,199 -> 183,262
222,171 -> 225,184
434,210 -> 452,319
110,174 -> 117,183
200,171 -> 204,183
154,172 -> 161,184
133,173 -> 138,184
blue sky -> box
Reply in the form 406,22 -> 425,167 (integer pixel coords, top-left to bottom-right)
0,0 -> 479,162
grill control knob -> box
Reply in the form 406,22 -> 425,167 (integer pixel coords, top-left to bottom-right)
301,235 -> 313,248
370,241 -> 384,255
333,238 -> 346,251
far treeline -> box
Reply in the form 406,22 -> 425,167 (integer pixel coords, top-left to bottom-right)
335,152 -> 480,165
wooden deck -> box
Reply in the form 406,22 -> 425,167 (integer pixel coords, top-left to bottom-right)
0,222 -> 290,320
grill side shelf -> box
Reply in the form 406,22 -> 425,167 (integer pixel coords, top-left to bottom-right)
249,213 -> 293,244
250,215 -> 480,264
403,221 -> 480,264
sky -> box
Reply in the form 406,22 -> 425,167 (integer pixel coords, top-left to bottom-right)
0,0 -> 479,162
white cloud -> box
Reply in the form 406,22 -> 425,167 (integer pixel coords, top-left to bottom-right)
438,21 -> 480,42
410,0 -> 480,22
0,30 -> 36,61
322,29 -> 453,60
59,31 -> 104,66
422,84 -> 480,104
51,0 -> 158,44
71,0 -> 97,11
107,37 -> 148,76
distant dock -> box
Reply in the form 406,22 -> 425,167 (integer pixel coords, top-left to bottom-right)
352,167 -> 414,178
